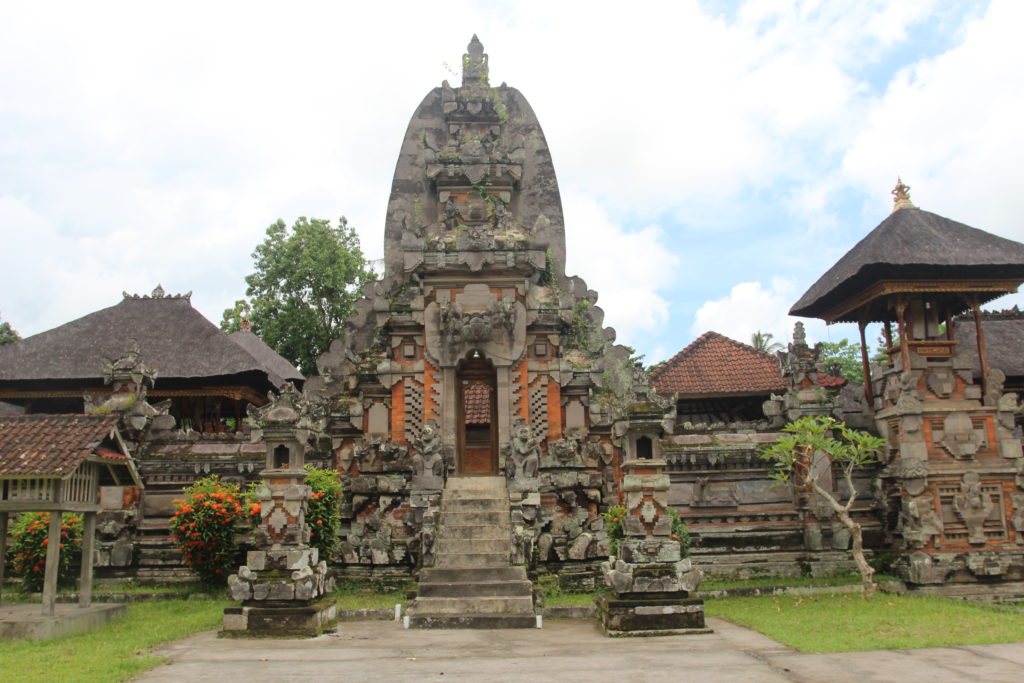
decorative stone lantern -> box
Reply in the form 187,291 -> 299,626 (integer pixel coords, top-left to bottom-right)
222,383 -> 336,637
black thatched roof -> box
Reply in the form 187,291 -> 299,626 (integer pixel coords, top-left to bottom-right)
229,330 -> 304,387
954,309 -> 1024,379
791,207 -> 1024,321
0,295 -> 301,385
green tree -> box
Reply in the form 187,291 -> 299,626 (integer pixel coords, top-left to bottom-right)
819,338 -> 864,382
0,312 -> 21,345
750,330 -> 783,353
761,416 -> 885,597
222,217 -> 374,374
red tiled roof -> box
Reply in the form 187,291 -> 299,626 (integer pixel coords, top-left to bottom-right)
817,373 -> 847,388
464,382 -> 491,424
0,414 -> 121,477
650,332 -> 787,396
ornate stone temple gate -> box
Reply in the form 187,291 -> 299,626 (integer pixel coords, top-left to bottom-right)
304,37 -> 670,623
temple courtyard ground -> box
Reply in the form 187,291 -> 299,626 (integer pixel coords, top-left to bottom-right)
137,617 -> 1024,682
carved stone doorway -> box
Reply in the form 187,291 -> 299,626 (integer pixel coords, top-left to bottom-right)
456,352 -> 498,475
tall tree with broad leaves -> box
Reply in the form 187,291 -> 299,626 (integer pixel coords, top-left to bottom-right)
222,217 -> 374,375
0,312 -> 20,345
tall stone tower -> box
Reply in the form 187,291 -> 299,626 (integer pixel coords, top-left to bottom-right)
305,37 -> 668,578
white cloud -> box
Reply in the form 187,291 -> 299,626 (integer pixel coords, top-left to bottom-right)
562,187 -> 678,349
691,279 -> 800,344
841,0 -> 1024,238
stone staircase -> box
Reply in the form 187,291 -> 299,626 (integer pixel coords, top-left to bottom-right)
407,476 -> 536,628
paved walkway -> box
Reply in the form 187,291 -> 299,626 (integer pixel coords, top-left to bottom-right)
137,617 -> 1024,682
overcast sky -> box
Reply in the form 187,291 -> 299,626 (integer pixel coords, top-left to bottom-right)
2,0 -> 1022,365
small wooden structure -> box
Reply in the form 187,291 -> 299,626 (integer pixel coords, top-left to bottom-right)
0,414 -> 140,615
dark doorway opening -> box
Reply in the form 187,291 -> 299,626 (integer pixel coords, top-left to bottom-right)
457,352 -> 498,475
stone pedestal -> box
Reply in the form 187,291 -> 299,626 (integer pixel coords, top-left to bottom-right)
222,599 -> 338,638
595,593 -> 709,637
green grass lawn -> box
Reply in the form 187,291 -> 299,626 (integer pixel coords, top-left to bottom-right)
706,592 -> 1024,652
332,583 -> 407,610
701,573 -> 897,590
0,599 -> 227,681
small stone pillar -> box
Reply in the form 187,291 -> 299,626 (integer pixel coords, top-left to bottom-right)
596,455 -> 709,636
222,384 -> 337,637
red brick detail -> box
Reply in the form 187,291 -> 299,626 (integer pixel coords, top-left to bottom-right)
546,380 -> 562,441
391,381 -> 406,445
517,359 -> 529,421
424,358 -> 438,423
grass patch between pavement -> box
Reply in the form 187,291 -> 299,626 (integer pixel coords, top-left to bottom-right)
0,599 -> 228,681
332,582 -> 407,610
701,573 -> 896,590
706,592 -> 1024,652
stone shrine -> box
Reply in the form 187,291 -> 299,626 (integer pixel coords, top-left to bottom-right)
303,36 -> 670,625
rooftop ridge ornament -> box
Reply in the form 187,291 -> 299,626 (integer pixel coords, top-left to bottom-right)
240,317 -> 252,333
891,177 -> 916,212
462,34 -> 488,88
121,285 -> 192,301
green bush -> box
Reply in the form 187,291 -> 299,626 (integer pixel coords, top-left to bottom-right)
169,475 -> 252,586
304,465 -> 342,559
602,503 -> 691,557
7,512 -> 83,592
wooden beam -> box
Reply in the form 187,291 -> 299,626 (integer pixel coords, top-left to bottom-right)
973,301 -> 990,391
858,318 -> 874,409
896,300 -> 911,371
79,512 -> 97,608
42,510 -> 62,617
0,512 -> 8,605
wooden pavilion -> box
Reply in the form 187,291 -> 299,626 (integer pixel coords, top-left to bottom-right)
0,414 -> 140,615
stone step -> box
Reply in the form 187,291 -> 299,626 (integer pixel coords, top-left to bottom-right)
419,566 -> 529,583
410,595 -> 534,615
417,579 -> 533,598
407,613 -> 537,629
437,524 -> 511,540
444,476 -> 507,491
441,510 -> 509,526
443,498 -> 509,512
436,551 -> 510,568
436,538 -> 509,554
443,491 -> 509,502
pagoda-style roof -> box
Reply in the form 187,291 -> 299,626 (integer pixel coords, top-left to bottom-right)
650,332 -> 786,398
954,308 -> 1024,379
229,330 -> 304,387
0,291 -> 302,388
0,414 -> 128,478
791,206 -> 1024,323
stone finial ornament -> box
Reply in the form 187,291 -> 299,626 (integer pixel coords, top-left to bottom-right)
891,177 -> 916,212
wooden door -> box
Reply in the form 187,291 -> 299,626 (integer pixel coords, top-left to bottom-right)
457,356 -> 498,475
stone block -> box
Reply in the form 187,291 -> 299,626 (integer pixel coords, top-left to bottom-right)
246,551 -> 267,571
672,435 -> 713,445
268,582 -> 296,601
715,434 -> 752,443
221,607 -> 248,631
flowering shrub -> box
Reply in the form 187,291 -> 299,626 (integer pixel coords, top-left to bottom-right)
7,512 -> 83,592
169,475 -> 252,586
304,465 -> 342,559
602,503 -> 691,557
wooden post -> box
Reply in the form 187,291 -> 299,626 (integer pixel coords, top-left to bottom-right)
973,302 -> 990,391
858,319 -> 874,409
0,511 -> 8,605
896,301 -> 911,371
79,511 -> 97,608
883,321 -> 894,367
42,511 -> 62,617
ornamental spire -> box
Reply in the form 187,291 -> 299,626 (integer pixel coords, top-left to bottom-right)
462,34 -> 489,88
891,177 -> 916,212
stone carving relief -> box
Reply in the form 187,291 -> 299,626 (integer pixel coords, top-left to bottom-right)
691,476 -> 740,508
953,472 -> 993,544
439,298 -> 516,344
410,420 -> 447,490
899,494 -> 943,549
503,419 -> 541,491
939,412 -> 983,459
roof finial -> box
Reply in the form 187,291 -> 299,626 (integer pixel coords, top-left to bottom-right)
891,177 -> 916,212
462,34 -> 489,88
240,317 -> 252,333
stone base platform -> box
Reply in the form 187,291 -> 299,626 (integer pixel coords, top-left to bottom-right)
221,598 -> 337,637
0,603 -> 127,641
595,593 -> 711,637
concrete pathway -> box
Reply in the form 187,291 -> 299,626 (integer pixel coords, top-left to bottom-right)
136,617 -> 1024,682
